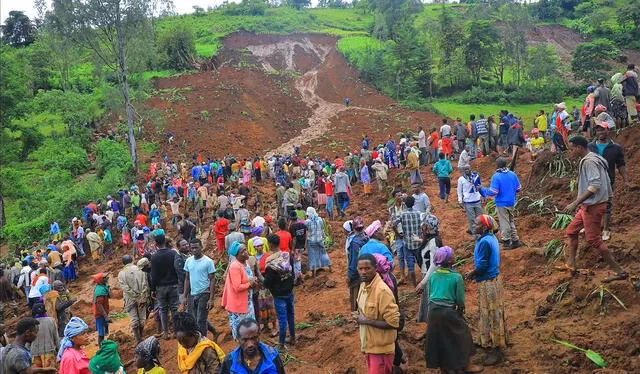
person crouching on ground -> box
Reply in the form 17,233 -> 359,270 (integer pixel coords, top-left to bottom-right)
528,128 -> 545,162
174,311 -> 226,374
220,317 -> 286,374
355,253 -> 400,374
425,247 -> 483,374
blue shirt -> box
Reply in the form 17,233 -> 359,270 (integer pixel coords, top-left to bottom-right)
359,238 -> 393,263
50,222 -> 60,235
474,233 -> 500,282
432,159 -> 454,178
225,343 -> 281,374
348,232 -> 369,279
596,142 -> 607,156
482,170 -> 521,207
191,166 -> 201,180
499,116 -> 509,135
184,255 -> 216,295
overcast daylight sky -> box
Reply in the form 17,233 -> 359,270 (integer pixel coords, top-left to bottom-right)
1,0 -> 343,23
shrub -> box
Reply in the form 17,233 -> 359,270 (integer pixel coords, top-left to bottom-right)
95,139 -> 133,177
29,139 -> 89,175
156,23 -> 197,70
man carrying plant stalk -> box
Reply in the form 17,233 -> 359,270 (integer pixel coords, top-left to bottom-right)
563,136 -> 628,283
587,121 -> 630,241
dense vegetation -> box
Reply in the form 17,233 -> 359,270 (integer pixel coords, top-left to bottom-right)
0,0 -> 637,246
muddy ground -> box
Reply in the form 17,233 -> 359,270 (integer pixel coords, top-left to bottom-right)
3,33 -> 639,374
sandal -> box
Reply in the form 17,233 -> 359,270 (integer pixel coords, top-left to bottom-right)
603,272 -> 628,283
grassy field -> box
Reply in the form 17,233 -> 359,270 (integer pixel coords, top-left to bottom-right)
432,99 -> 582,129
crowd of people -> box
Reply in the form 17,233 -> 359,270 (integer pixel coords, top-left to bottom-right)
0,66 -> 637,373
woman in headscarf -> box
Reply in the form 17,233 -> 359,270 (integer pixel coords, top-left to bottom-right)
373,253 -> 407,373
581,86 -> 596,136
89,339 -> 125,374
62,244 -> 77,282
425,247 -> 482,374
610,73 -> 629,128
30,303 -> 59,369
149,204 -> 161,227
305,207 -> 332,278
221,242 -> 257,339
175,311 -> 225,374
247,226 -> 270,256
465,214 -> 507,366
136,336 -> 166,373
58,317 -> 90,373
248,237 -> 278,337
416,214 -> 443,323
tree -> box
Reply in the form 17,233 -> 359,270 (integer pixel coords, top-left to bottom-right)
571,39 -> 620,81
368,0 -> 421,40
49,0 -> 170,171
498,3 -> 532,87
437,5 -> 465,87
1,11 -> 37,47
284,0 -> 311,10
526,43 -> 561,85
463,20 -> 499,85
157,23 -> 196,69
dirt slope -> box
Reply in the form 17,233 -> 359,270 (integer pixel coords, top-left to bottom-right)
4,32 -> 639,374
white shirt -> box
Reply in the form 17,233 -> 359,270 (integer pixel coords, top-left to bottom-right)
457,176 -> 482,204
17,266 -> 31,289
29,275 -> 49,298
458,150 -> 471,169
440,124 -> 451,137
418,130 -> 427,148
252,216 -> 266,228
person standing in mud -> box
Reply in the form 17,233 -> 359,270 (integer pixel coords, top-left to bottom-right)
587,122 -> 630,241
150,234 -> 180,340
564,136 -> 628,282
355,253 -> 400,374
465,215 -> 508,366
417,125 -> 428,166
118,255 -> 149,343
481,157 -> 523,250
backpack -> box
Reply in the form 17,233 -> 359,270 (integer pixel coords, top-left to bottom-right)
199,167 -> 207,180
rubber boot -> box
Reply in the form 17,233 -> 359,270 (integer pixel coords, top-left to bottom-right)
408,272 -> 417,287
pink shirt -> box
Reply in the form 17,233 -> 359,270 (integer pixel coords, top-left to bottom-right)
60,347 -> 90,374
221,261 -> 252,314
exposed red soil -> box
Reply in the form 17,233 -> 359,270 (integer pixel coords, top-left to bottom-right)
4,33 -> 640,374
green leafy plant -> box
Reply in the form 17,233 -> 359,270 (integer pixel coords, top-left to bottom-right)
551,213 -> 574,230
544,239 -> 565,264
485,200 -> 497,217
295,322 -> 314,330
528,195 -> 552,214
551,281 -> 570,303
552,339 -> 607,368
110,311 -> 129,321
588,284 -> 627,311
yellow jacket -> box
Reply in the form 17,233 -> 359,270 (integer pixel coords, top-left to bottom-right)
357,273 -> 400,354
407,151 -> 419,171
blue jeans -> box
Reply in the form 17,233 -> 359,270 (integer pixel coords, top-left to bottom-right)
398,239 -> 415,273
438,177 -> 451,199
336,192 -> 350,213
273,295 -> 295,345
326,196 -> 335,219
96,317 -> 109,337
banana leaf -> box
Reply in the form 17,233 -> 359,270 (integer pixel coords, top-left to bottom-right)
552,339 -> 607,368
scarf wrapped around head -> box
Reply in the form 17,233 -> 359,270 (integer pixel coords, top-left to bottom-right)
478,214 -> 494,229
228,241 -> 243,257
57,317 -> 89,360
89,340 -> 123,374
373,253 -> 394,292
177,338 -> 226,373
251,226 -> 264,236
422,214 -> 440,234
136,336 -> 161,367
435,246 -> 454,266
32,302 -> 47,318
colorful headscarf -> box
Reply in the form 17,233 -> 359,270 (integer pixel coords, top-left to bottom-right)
434,246 -> 454,266
422,214 -> 440,233
251,226 -> 264,236
136,336 -> 161,367
228,241 -> 243,257
364,220 -> 382,238
89,340 -> 123,374
57,317 -> 89,360
478,214 -> 495,229
373,253 -> 395,292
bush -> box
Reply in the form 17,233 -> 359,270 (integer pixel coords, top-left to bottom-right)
156,23 -> 197,70
95,139 -> 133,177
453,86 -> 508,105
28,139 -> 89,175
220,0 -> 268,16
400,100 -> 444,115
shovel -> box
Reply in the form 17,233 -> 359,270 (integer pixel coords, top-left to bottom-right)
551,339 -> 607,368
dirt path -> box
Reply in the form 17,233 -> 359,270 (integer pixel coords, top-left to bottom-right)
246,37 -> 382,156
